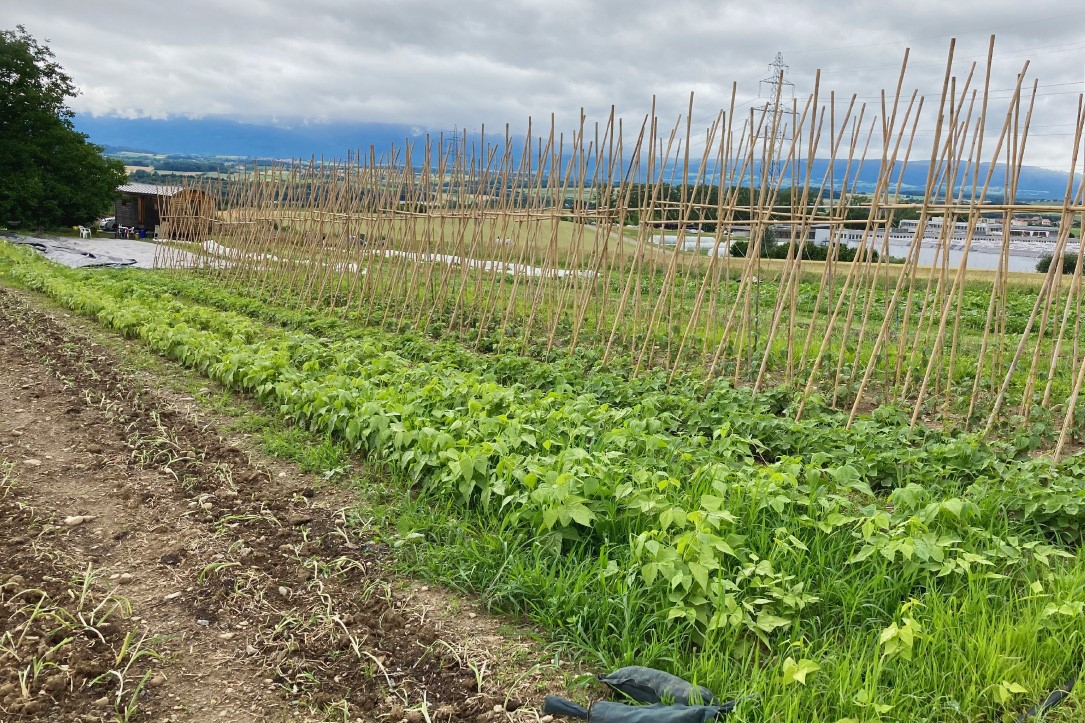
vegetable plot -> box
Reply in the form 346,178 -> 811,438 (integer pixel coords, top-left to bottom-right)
3,245 -> 1084,722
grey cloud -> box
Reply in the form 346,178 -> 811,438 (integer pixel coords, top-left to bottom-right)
3,0 -> 1084,167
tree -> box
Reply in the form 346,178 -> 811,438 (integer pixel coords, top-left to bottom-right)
0,26 -> 125,229
1036,252 -> 1079,275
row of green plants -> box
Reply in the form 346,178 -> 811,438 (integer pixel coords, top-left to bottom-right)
88,267 -> 1080,545
190,239 -> 1065,402
1,243 -> 1082,721
88,267 -> 1085,449
177,254 -> 1085,449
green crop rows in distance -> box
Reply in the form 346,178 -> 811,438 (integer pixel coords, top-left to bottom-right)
144,249 -> 1085,447
1,242 -> 1083,722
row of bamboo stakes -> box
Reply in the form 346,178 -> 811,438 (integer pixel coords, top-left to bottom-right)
155,39 -> 1085,456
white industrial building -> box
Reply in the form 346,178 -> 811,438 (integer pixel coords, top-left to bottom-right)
813,216 -> 1058,247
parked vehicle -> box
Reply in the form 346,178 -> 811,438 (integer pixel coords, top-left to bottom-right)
99,216 -> 116,231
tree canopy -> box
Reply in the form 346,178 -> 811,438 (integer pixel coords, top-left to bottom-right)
0,26 -> 125,229
1036,252 -> 1079,274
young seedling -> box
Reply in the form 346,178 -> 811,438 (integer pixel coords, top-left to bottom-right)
197,561 -> 241,585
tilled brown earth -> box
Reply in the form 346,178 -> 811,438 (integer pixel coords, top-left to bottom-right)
0,286 -> 551,722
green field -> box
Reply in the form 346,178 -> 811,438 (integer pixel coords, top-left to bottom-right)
167,221 -> 1085,450
2,240 -> 1083,722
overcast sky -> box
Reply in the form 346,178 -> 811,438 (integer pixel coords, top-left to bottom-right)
5,0 -> 1085,170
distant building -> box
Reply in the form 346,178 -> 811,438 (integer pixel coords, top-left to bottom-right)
115,183 -> 179,231
114,183 -> 213,236
996,223 -> 1057,240
897,217 -> 1002,237
812,215 -> 1059,247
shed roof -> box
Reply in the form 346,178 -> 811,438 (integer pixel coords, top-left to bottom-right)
117,183 -> 186,197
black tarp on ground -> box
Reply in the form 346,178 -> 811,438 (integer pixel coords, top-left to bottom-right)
5,235 -> 138,268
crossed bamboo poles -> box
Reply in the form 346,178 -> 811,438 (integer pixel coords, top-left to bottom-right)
154,39 -> 1085,454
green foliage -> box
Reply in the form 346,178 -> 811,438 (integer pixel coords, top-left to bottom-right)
730,235 -> 877,262
781,657 -> 820,686
0,26 -> 125,228
3,244 -> 1084,722
878,600 -> 924,661
128,169 -> 201,185
154,158 -> 226,173
1036,251 -> 1079,274
890,206 -> 921,227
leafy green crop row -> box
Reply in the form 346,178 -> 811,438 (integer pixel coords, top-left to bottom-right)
87,268 -> 1085,449
2,243 -> 1083,722
52,270 -> 1058,463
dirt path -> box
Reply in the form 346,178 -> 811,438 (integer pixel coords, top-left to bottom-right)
0,285 -> 565,722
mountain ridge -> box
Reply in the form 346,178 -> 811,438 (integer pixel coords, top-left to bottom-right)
75,114 -> 1077,200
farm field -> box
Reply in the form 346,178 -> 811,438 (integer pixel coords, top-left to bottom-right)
0,245 -> 564,722
2,240 -> 1083,722
160,229 -> 1085,451
164,166 -> 1085,446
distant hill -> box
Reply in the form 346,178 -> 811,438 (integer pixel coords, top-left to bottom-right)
75,115 -> 429,159
100,144 -> 157,155
697,159 -> 1077,201
75,114 -> 1077,200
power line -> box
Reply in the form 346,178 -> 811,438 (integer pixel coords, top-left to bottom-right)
756,53 -> 795,185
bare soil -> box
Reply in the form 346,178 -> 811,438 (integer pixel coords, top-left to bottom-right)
0,285 -> 575,722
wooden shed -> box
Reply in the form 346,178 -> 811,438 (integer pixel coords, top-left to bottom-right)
115,183 -> 214,238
